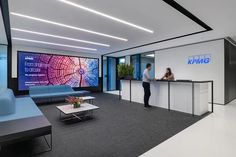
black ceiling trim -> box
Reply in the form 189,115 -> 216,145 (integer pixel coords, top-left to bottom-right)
0,0 -> 12,46
163,0 -> 212,31
225,37 -> 236,46
104,0 -> 213,56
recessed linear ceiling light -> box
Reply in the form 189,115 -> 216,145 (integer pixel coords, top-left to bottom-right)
12,37 -> 97,51
58,0 -> 154,34
10,12 -> 128,41
11,28 -> 110,47
146,54 -> 155,57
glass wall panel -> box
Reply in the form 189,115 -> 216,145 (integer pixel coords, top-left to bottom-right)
102,56 -> 107,92
0,45 -> 7,88
119,57 -> 126,64
116,57 -> 126,90
131,54 -> 141,80
130,52 -> 155,80
141,52 -> 155,79
107,57 -> 116,91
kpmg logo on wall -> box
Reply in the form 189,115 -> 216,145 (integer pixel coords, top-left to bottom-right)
187,54 -> 211,65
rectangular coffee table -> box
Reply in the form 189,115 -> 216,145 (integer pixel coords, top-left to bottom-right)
56,103 -> 99,121
80,96 -> 95,104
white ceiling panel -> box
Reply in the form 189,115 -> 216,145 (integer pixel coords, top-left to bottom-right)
9,0 -> 205,54
104,0 -> 236,57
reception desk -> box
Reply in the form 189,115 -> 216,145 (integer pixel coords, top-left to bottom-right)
120,80 -> 213,116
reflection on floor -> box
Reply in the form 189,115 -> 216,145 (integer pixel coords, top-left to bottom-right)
103,90 -> 119,95
141,99 -> 236,157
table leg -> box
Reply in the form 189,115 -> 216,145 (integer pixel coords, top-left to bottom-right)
72,114 -> 82,120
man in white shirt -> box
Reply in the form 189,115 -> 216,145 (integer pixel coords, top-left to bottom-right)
142,63 -> 153,108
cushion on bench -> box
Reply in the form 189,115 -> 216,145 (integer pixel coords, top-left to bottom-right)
0,97 -> 43,122
29,86 -> 50,95
29,85 -> 89,100
0,89 -> 16,116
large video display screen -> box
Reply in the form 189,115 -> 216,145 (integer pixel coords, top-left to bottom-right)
18,51 -> 99,90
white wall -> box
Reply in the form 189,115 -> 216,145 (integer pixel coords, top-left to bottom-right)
11,45 -> 102,78
155,39 -> 225,104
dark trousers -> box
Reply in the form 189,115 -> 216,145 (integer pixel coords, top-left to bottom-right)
142,82 -> 151,106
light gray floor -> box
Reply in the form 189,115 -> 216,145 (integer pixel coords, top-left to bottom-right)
141,100 -> 236,157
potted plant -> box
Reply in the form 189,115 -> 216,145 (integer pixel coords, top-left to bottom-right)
117,64 -> 134,80
117,64 -> 126,79
126,64 -> 134,79
65,96 -> 83,108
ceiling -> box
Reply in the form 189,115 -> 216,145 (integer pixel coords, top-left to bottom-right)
7,0 -> 236,55
176,0 -> 236,40
108,0 -> 236,57
8,0 -> 207,54
0,8 -> 7,45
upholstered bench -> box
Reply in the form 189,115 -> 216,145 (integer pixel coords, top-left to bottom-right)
29,85 -> 89,103
0,88 -> 52,154
0,89 -> 16,116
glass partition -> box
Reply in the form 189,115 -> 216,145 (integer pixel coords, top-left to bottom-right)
141,52 -> 155,79
102,56 -> 107,92
131,54 -> 141,80
0,45 -> 7,88
131,52 -> 155,80
118,57 -> 126,64
107,57 -> 117,91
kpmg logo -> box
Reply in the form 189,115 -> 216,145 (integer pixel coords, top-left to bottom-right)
187,54 -> 211,65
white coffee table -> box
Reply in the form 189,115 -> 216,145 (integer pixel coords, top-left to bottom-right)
80,96 -> 95,104
56,103 -> 99,121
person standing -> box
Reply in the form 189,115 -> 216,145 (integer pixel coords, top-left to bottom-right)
142,63 -> 154,108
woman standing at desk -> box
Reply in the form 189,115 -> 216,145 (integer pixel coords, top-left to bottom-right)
161,67 -> 174,80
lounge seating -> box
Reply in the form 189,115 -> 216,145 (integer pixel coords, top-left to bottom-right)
0,88 -> 52,153
0,96 -> 42,122
0,89 -> 16,116
29,85 -> 89,102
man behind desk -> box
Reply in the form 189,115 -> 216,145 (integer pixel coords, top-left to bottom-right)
142,63 -> 155,108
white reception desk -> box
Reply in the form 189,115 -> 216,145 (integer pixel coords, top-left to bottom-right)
120,80 -> 213,116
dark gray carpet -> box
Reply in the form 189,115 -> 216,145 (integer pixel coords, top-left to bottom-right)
1,93 -> 206,157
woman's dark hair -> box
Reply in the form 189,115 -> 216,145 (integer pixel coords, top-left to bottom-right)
165,67 -> 172,76
146,63 -> 151,68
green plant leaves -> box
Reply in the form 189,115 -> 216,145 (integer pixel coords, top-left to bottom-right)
117,64 -> 134,79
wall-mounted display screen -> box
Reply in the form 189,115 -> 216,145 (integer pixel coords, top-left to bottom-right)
18,51 -> 99,90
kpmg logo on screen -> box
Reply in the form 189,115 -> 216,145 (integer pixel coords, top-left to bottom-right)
187,54 -> 211,65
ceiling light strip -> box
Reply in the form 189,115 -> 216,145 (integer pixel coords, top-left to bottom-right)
58,0 -> 154,33
11,28 -> 110,47
10,12 -> 128,41
12,37 -> 97,51
146,54 -> 155,57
